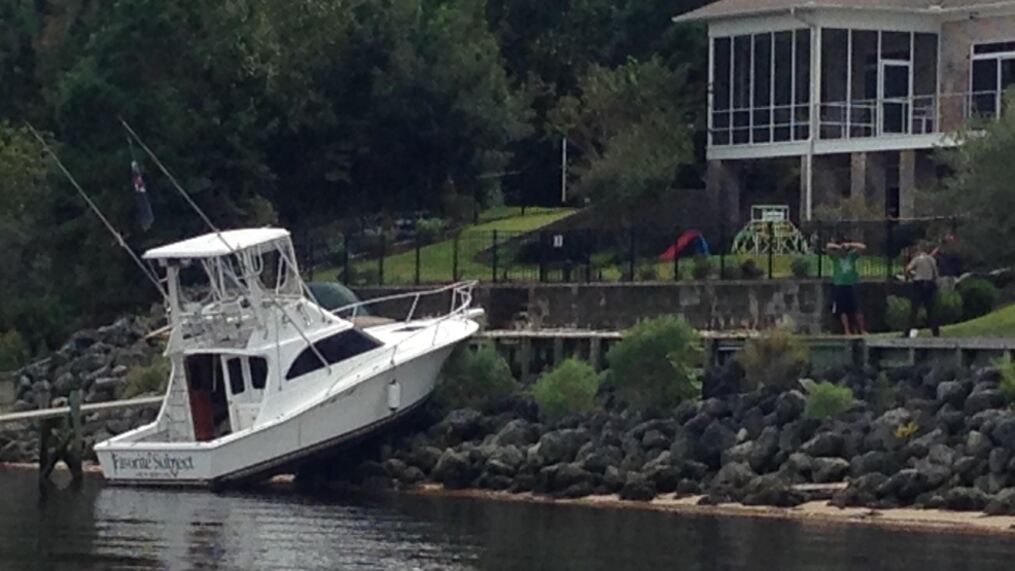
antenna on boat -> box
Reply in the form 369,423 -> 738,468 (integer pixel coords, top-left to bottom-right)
119,118 -> 333,373
25,123 -> 168,300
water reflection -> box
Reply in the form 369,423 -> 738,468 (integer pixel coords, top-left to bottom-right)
1,469 -> 1014,570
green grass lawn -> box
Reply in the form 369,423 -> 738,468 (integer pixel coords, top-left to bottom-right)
313,207 -> 577,283
938,304 -> 1015,338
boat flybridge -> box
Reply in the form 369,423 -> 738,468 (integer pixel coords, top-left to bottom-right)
94,228 -> 483,486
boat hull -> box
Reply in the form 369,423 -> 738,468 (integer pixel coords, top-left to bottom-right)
95,344 -> 455,487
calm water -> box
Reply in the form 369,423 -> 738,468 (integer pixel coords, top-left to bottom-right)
2,469 -> 1014,571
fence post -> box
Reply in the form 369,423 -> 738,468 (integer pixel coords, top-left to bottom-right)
628,227 -> 636,282
539,231 -> 547,283
767,221 -> 775,279
414,232 -> 421,285
342,231 -> 351,284
673,226 -> 680,281
378,233 -> 385,286
452,232 -> 460,282
491,230 -> 499,284
719,224 -> 726,282
816,221 -> 823,279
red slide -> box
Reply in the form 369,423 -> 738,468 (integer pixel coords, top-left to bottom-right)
659,230 -> 704,261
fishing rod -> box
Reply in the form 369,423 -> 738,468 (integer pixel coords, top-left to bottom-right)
24,123 -> 168,300
119,118 -> 333,372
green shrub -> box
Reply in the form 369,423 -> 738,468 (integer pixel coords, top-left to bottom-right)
790,257 -> 810,278
531,359 -> 602,421
933,289 -> 963,326
0,330 -> 29,372
415,217 -> 447,245
122,355 -> 171,398
357,227 -> 396,256
958,278 -> 999,321
736,328 -> 808,391
740,259 -> 764,279
996,359 -> 1015,404
692,256 -> 713,280
434,344 -> 518,412
606,315 -> 701,409
885,295 -> 912,332
638,265 -> 659,281
802,380 -> 854,420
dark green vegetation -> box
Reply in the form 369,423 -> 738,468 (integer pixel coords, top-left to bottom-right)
531,358 -> 602,421
0,0 -> 712,361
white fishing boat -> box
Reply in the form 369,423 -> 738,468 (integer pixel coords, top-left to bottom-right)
94,228 -> 483,487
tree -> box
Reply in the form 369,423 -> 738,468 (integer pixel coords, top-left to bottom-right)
549,58 -> 696,220
930,93 -> 1015,266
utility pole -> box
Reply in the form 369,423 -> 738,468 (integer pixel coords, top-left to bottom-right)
561,137 -> 568,204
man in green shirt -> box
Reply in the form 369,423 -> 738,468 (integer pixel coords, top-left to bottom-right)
826,239 -> 867,335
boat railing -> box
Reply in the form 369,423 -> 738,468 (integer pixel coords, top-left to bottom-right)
332,280 -> 478,324
324,281 -> 480,396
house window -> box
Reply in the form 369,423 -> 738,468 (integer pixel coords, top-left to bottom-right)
710,28 -> 811,146
971,41 -> 1015,120
286,329 -> 381,380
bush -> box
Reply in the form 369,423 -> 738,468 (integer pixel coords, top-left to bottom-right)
801,380 -> 854,420
692,256 -> 713,280
958,278 -> 999,321
740,259 -> 764,279
415,217 -> 447,245
736,328 -> 808,391
434,344 -> 518,412
885,295 -> 912,332
790,257 -> 810,278
0,330 -> 30,372
531,359 -> 602,421
357,226 -> 396,256
933,289 -> 963,326
996,359 -> 1015,404
637,265 -> 659,281
122,355 -> 171,398
606,315 -> 701,409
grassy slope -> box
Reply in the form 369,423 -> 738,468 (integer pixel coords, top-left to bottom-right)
315,207 -> 577,283
940,304 -> 1015,338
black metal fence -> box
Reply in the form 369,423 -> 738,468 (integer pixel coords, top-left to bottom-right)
298,217 -> 960,287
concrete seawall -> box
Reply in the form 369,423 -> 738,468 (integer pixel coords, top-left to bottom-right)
354,280 -> 900,333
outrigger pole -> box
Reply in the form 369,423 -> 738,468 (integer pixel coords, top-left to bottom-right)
25,123 -> 168,300
119,118 -> 333,373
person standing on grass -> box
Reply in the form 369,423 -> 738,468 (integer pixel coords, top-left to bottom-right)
907,244 -> 940,337
827,238 -> 867,335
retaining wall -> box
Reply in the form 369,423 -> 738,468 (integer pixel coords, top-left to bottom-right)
354,280 -> 898,333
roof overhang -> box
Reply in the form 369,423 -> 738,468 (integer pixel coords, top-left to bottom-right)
143,228 -> 291,260
674,1 -> 1015,24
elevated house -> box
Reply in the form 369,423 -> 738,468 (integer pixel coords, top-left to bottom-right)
675,0 -> 1015,223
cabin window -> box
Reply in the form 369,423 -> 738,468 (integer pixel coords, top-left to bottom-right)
227,358 -> 245,394
286,330 -> 382,380
250,357 -> 268,389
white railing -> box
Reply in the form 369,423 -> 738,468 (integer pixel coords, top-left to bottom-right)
709,90 -> 1009,147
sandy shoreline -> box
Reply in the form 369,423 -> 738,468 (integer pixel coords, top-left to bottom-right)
5,462 -> 1014,536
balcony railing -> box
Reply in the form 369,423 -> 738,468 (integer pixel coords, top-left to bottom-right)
710,90 -> 1007,148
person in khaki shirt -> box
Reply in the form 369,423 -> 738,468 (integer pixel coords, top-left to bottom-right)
906,245 -> 940,337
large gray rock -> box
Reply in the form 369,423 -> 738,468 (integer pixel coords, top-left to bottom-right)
990,417 -> 1015,451
700,420 -> 737,463
830,473 -> 888,508
712,461 -> 756,491
850,451 -> 899,477
812,458 -> 850,483
800,433 -> 843,458
434,409 -> 484,445
940,487 -> 991,512
866,408 -> 913,452
966,431 -> 993,458
964,390 -> 1007,415
431,449 -> 474,489
740,473 -> 804,507
935,381 -> 967,408
493,419 -> 539,447
989,448 -> 1012,475
774,391 -> 806,425
579,446 -> 623,475
536,429 -> 590,465
641,429 -> 670,451
877,469 -> 931,502
749,426 -> 780,473
619,472 -> 656,502
985,488 -> 1015,515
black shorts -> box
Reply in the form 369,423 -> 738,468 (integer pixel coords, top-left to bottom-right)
832,285 -> 858,316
